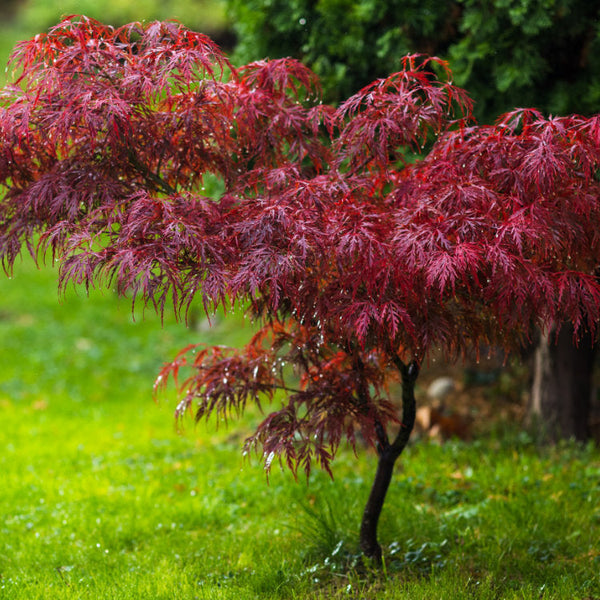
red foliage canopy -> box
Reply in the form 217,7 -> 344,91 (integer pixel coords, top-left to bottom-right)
2,17 -> 600,477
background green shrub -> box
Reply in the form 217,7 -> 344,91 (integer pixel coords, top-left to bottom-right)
226,0 -> 600,122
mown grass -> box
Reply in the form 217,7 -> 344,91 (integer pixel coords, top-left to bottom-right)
0,256 -> 599,599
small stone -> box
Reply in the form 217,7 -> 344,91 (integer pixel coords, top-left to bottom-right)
426,377 -> 456,400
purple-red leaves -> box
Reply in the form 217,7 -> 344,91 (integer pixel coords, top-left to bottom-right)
397,109 -> 600,342
336,55 -> 473,170
3,18 -> 600,479
157,322 -> 402,478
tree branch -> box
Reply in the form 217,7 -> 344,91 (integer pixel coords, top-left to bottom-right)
389,357 -> 419,458
128,151 -> 178,195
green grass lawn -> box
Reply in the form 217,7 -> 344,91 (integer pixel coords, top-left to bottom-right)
0,255 -> 599,599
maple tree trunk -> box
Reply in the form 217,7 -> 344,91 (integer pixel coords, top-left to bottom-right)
359,451 -> 399,563
360,361 -> 419,563
530,324 -> 595,441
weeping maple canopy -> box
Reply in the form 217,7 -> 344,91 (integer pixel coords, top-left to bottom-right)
2,17 -> 600,480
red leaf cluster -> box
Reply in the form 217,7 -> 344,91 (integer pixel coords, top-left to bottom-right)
3,17 -> 600,476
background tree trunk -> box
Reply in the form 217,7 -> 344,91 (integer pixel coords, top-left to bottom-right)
529,324 -> 595,442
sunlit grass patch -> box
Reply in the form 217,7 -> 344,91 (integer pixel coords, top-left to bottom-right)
0,256 -> 599,599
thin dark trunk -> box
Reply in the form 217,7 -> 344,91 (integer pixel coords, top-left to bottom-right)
530,324 -> 595,441
359,453 -> 396,562
359,360 -> 419,563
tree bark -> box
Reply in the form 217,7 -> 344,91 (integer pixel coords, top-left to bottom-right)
530,323 -> 595,442
359,360 -> 419,563
359,453 -> 397,563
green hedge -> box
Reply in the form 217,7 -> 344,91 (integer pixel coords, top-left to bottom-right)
227,0 -> 600,122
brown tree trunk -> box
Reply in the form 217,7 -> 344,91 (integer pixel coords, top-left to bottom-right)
530,323 -> 595,442
359,360 -> 419,563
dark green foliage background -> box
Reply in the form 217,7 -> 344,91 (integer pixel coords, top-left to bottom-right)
4,1 -> 598,123
226,0 -> 600,123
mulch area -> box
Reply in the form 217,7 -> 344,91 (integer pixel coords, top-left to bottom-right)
413,350 -> 600,443
413,352 -> 532,441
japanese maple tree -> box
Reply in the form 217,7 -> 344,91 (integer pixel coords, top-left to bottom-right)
2,16 -> 600,563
